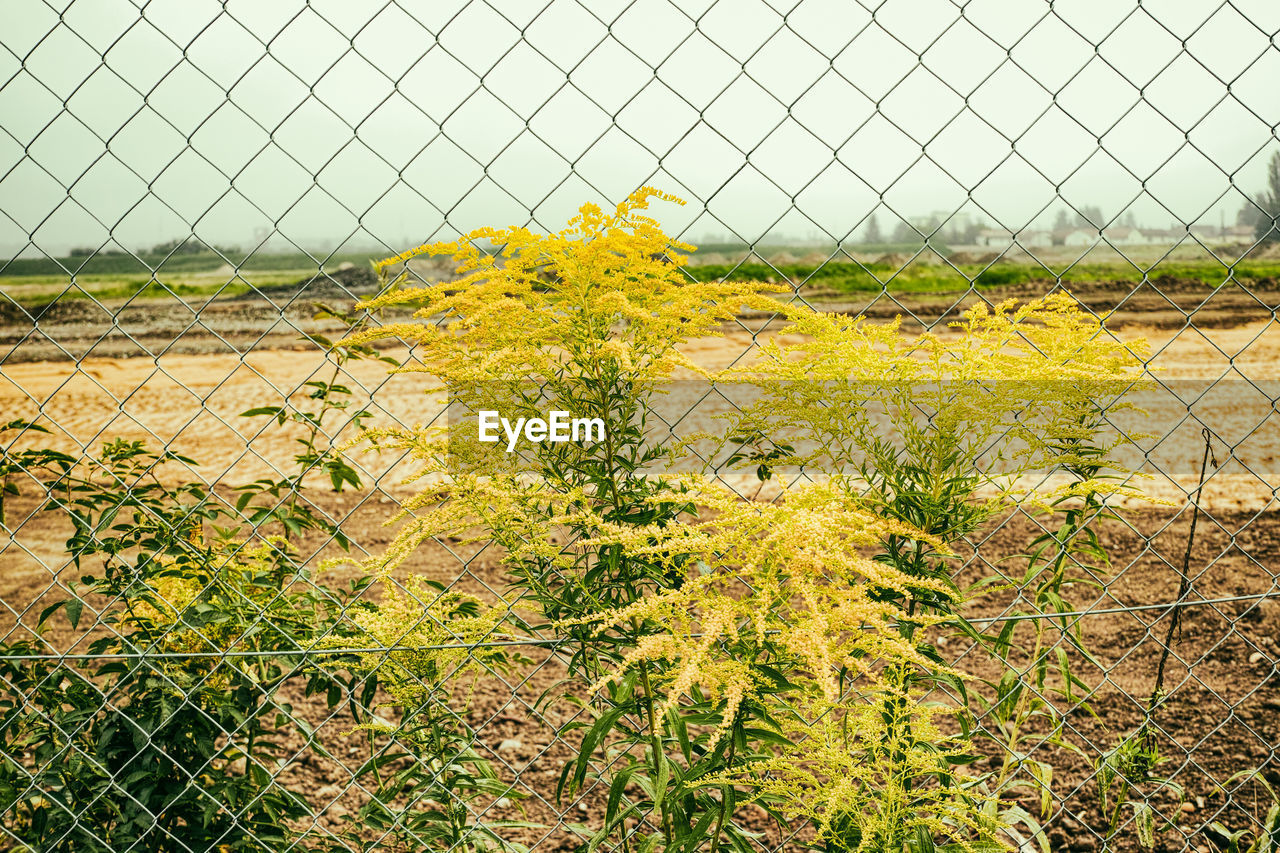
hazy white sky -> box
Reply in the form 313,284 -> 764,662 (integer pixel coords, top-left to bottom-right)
1,0 -> 1278,256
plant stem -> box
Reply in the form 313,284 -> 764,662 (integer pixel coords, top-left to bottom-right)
709,728 -> 737,853
1148,428 -> 1213,716
636,652 -> 672,846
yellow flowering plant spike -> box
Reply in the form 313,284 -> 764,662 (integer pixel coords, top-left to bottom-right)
707,293 -> 1148,627
349,187 -> 782,388
706,293 -> 1150,849
334,191 -> 798,853
315,576 -> 532,852
716,293 -> 1148,508
559,478 -> 1009,853
340,186 -> 786,619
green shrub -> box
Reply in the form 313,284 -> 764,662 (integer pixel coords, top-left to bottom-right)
0,313 -> 384,851
0,441 -> 368,851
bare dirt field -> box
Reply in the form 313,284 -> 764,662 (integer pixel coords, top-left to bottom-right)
1,281 -> 1278,852
2,278 -> 1277,510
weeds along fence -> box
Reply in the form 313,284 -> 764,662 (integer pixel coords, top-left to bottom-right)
1,2 -> 1279,852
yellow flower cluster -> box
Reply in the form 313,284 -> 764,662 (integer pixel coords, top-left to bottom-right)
717,689 -> 999,852
324,454 -> 583,582
329,574 -> 515,711
129,538 -> 284,638
565,480 -> 952,748
716,292 -> 1149,502
335,187 -> 788,573
347,187 -> 783,389
562,478 -> 1000,850
124,537 -> 297,688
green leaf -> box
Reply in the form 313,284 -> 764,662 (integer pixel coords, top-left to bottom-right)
681,807 -> 719,853
1134,801 -> 1155,848
64,597 -> 84,630
605,765 -> 639,827
913,825 -> 937,853
1026,759 -> 1054,818
1206,821 -> 1245,853
37,600 -> 67,627
241,406 -> 287,428
739,727 -> 792,748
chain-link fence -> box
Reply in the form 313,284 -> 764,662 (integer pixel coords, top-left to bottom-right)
2,1 -> 1279,851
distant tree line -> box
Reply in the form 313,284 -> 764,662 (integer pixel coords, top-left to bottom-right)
1241,151 -> 1280,243
859,213 -> 982,246
854,204 -> 1130,248
148,237 -> 238,256
65,237 -> 238,259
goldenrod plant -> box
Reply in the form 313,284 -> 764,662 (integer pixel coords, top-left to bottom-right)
710,294 -> 1148,849
714,294 -> 1146,520
343,185 -> 782,632
328,189 -> 780,851
343,190 -> 1150,853
979,414 -> 1142,849
563,481 -> 1000,852
321,576 -> 533,852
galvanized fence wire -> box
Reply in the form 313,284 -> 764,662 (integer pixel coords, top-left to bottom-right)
1,0 -> 1279,850
2,589 -> 1279,663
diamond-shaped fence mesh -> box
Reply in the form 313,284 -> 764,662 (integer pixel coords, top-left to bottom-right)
1,1 -> 1279,851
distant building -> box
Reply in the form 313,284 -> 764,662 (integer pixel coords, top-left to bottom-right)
1187,225 -> 1256,243
1055,228 -> 1095,247
1049,227 -> 1153,247
1017,230 -> 1054,248
974,229 -> 1011,247
1104,226 -> 1151,245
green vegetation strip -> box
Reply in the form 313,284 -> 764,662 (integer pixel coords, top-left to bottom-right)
3,252 -> 1279,309
683,260 -> 1280,293
0,250 -> 380,277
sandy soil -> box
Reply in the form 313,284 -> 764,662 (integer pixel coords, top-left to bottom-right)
1,305 -> 1276,511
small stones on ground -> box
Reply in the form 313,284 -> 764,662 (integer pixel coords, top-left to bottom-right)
496,797 -> 511,809
498,737 -> 523,753
1180,801 -> 1196,814
1248,651 -> 1265,665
